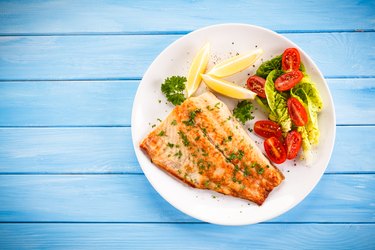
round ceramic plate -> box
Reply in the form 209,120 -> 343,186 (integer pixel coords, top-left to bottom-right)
131,24 -> 336,225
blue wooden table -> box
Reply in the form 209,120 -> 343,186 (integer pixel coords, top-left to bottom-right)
0,1 -> 374,249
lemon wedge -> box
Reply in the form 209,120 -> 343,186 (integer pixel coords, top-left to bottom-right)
186,42 -> 210,97
207,48 -> 263,78
201,74 -> 257,100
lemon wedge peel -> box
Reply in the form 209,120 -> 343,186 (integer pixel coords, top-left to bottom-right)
207,48 -> 264,78
201,74 -> 257,100
186,42 -> 211,97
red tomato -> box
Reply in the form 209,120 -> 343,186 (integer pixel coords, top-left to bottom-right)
286,130 -> 302,160
254,120 -> 282,139
282,48 -> 301,71
275,70 -> 303,91
264,137 -> 287,164
287,97 -> 308,126
247,75 -> 266,98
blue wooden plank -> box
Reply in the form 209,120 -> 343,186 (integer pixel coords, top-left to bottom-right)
0,0 -> 374,34
329,126 -> 375,173
0,126 -> 373,174
0,81 -> 137,126
0,79 -> 373,126
0,174 -> 373,223
0,33 -> 374,80
330,78 -> 375,125
0,128 -> 138,173
0,223 -> 374,249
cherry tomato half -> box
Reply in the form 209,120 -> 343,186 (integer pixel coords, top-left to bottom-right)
287,97 -> 308,126
247,75 -> 266,98
282,48 -> 301,71
254,120 -> 282,139
286,130 -> 302,160
275,70 -> 303,92
264,137 -> 287,164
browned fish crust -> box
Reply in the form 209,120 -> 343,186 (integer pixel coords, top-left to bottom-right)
140,92 -> 284,205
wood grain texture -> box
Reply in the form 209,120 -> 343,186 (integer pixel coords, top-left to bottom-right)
0,81 -> 137,126
0,174 -> 373,223
0,33 -> 374,80
0,128 -> 138,173
0,79 -> 373,126
0,126 -> 373,174
1,0 -> 374,34
330,78 -> 375,125
0,223 -> 374,250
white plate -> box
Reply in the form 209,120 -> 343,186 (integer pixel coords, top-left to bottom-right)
131,24 -> 336,225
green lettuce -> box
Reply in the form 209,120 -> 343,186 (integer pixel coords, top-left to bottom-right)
291,78 -> 323,160
297,126 -> 312,162
255,96 -> 271,114
265,69 -> 292,132
256,55 -> 282,79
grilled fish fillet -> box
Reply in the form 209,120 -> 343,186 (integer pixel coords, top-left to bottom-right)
140,92 -> 284,205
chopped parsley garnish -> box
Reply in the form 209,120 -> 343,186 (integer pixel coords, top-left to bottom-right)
248,128 -> 253,133
178,131 -> 190,146
157,118 -> 162,122
183,109 -> 202,126
204,180 -> 210,188
227,150 -> 245,161
195,136 -> 200,141
167,142 -> 174,148
157,130 -> 166,136
174,150 -> 182,159
171,120 -> 177,126
214,102 -> 221,109
257,167 -> 265,175
202,128 -> 207,136
233,100 -> 254,124
201,149 -> 208,156
223,135 -> 233,144
249,162 -> 265,175
237,150 -> 245,160
251,162 -> 260,168
161,76 -> 187,105
244,165 -> 251,177
228,153 -> 237,161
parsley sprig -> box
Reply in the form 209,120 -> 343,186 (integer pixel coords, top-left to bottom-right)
233,100 -> 254,124
161,76 -> 186,105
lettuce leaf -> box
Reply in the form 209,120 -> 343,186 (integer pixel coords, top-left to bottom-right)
256,55 -> 282,79
297,126 -> 312,162
299,77 -> 323,112
291,78 -> 323,160
255,96 -> 271,114
265,69 -> 292,132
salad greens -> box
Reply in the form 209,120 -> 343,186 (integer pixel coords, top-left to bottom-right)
256,55 -> 282,79
256,55 -> 323,161
264,69 -> 292,133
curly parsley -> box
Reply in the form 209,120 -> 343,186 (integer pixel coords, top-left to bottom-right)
233,100 -> 254,124
161,76 -> 186,105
